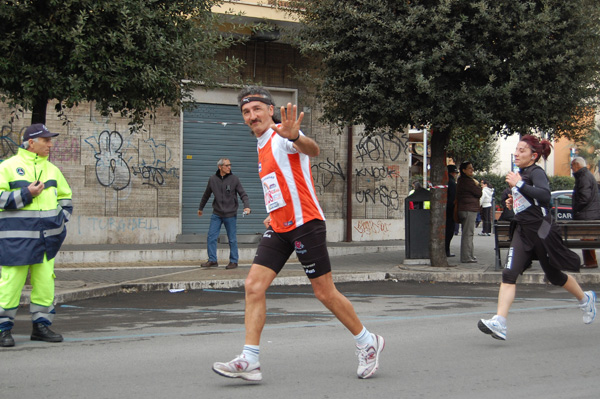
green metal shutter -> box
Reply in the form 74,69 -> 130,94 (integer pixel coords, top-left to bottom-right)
182,103 -> 267,235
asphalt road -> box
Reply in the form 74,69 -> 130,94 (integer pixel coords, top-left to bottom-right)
3,281 -> 600,399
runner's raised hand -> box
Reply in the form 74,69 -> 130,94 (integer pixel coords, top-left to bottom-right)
272,103 -> 304,141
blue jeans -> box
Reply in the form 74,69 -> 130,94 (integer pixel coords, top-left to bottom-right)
207,214 -> 238,263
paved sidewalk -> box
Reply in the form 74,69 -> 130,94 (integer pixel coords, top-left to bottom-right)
10,233 -> 600,304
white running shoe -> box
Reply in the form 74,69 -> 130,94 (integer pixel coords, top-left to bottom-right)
580,291 -> 597,325
478,315 -> 507,340
212,355 -> 262,381
356,334 -> 385,379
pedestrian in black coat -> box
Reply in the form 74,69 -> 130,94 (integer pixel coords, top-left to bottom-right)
571,156 -> 600,268
445,164 -> 459,257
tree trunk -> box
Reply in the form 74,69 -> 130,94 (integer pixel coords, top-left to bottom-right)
31,96 -> 48,124
429,127 -> 452,267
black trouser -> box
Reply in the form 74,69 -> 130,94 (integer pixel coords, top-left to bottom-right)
445,216 -> 455,254
481,206 -> 493,234
502,224 -> 569,286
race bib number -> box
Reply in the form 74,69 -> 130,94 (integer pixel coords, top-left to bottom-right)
511,186 -> 531,214
261,172 -> 286,213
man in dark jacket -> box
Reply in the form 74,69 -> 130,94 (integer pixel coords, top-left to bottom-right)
198,158 -> 250,270
571,157 -> 600,268
445,164 -> 459,257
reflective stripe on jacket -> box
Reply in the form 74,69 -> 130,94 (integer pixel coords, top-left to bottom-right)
0,148 -> 73,266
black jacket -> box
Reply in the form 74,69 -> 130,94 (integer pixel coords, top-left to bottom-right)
513,164 -> 551,224
446,175 -> 457,219
199,171 -> 250,218
573,167 -> 600,220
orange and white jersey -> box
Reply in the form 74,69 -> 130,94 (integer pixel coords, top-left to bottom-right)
257,128 -> 325,233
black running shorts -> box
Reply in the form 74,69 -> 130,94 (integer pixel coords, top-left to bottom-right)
253,219 -> 331,279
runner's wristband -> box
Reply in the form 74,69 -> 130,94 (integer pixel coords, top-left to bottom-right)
289,134 -> 300,142
516,180 -> 524,189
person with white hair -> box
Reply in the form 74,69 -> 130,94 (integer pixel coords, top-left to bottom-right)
571,156 -> 600,268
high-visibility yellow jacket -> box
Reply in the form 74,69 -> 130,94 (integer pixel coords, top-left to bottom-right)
0,148 -> 73,266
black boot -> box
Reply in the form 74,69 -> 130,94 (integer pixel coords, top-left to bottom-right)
1,330 -> 15,347
31,323 -> 63,343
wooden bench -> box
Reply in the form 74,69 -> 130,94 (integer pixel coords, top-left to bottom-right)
494,220 -> 600,270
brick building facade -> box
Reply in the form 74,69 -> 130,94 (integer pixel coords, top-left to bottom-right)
0,40 -> 410,245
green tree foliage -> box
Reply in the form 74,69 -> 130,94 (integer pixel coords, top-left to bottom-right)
290,0 -> 600,265
446,126 -> 498,172
576,122 -> 600,173
291,0 -> 600,137
0,0 -> 242,126
549,175 -> 576,192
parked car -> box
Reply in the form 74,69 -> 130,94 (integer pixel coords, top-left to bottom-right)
550,190 -> 573,221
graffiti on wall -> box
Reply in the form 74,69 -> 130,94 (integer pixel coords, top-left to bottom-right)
131,165 -> 179,186
132,137 -> 179,187
85,129 -> 179,190
355,164 -> 401,179
355,131 -> 408,162
355,184 -> 401,210
309,131 -> 408,214
75,215 -> 160,235
86,130 -> 131,191
49,137 -> 81,163
1,124 -> 81,164
0,123 -> 178,189
0,125 -> 21,161
353,220 -> 393,238
311,157 -> 346,188
353,132 -> 407,211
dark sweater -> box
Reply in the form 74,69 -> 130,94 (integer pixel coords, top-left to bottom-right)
512,164 -> 551,224
199,171 -> 250,218
456,176 -> 482,213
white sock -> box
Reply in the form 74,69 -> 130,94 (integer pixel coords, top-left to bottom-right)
354,326 -> 373,348
242,345 -> 260,363
579,293 -> 589,306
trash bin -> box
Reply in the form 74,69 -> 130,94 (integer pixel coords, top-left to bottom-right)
405,187 -> 431,259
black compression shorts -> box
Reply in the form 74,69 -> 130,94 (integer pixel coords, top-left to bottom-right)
253,219 -> 331,279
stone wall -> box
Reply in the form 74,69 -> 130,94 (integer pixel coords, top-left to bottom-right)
0,105 -> 181,244
307,120 -> 410,241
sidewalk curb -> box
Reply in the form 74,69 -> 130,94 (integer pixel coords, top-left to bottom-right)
54,244 -> 401,266
21,272 -> 392,305
387,270 -> 600,285
49,270 -> 600,305
17,249 -> 600,305
121,272 -> 391,294
54,285 -> 124,304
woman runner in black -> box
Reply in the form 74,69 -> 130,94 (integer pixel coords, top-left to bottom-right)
478,135 -> 596,340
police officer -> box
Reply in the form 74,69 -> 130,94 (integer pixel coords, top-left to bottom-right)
0,124 -> 73,347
